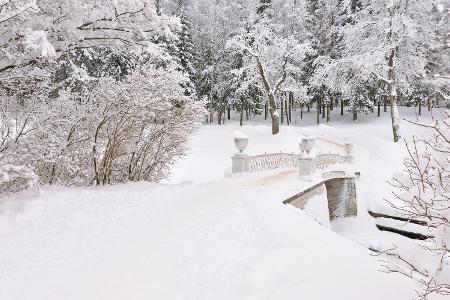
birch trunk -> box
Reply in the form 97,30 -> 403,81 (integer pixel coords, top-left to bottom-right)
388,49 -> 401,142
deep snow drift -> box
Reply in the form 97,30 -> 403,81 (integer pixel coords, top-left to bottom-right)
1,107 -> 446,300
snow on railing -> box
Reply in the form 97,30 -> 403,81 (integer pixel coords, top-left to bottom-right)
248,153 -> 298,173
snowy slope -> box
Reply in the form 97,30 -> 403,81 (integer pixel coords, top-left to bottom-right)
1,178 -> 417,300
1,107 -> 445,300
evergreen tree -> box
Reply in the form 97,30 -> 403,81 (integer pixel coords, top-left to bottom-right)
177,7 -> 197,98
303,0 -> 343,123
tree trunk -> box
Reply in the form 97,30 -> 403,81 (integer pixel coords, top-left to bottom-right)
317,99 -> 320,124
301,105 -> 303,119
327,105 -> 330,122
341,99 -> 344,115
377,100 -> 381,117
384,97 -> 387,112
227,107 -> 231,120
353,110 -> 358,121
281,96 -> 284,124
240,109 -> 244,126
307,105 -> 310,112
285,99 -> 290,125
256,56 -> 279,135
155,0 -> 161,15
322,104 -> 325,119
288,92 -> 293,123
388,49 -> 401,142
218,107 -> 223,125
264,102 -> 268,120
418,100 -> 422,116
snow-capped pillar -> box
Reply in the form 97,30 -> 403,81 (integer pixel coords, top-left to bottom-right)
344,143 -> 354,164
231,153 -> 249,174
232,132 -> 250,174
298,156 -> 315,181
298,137 -> 316,181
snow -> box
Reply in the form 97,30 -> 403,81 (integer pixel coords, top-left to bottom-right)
1,178 -> 416,300
234,130 -> 248,139
22,29 -> 56,58
167,107 -> 444,215
1,106 -> 447,300
303,192 -> 331,228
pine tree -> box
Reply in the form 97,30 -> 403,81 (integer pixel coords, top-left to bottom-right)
177,7 -> 197,98
303,0 -> 343,123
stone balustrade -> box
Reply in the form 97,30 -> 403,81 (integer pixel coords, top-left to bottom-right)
231,135 -> 354,181
248,153 -> 298,172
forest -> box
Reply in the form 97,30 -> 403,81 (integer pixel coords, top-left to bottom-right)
1,0 -> 449,187
1,1 -> 450,300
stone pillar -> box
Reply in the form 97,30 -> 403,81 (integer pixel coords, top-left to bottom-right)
344,143 -> 354,164
232,133 -> 250,174
299,137 -> 316,181
231,153 -> 249,174
298,156 -> 316,181
345,155 -> 354,164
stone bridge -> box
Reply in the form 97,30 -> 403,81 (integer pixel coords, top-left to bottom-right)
283,173 -> 357,220
230,135 -> 358,221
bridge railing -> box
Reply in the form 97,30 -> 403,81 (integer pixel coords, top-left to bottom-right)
316,153 -> 347,170
248,153 -> 298,172
231,134 -> 354,181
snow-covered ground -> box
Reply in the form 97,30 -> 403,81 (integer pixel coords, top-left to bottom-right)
1,106 -> 446,299
167,106 -> 443,212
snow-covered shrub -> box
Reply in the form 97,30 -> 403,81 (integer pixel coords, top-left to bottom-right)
0,164 -> 37,195
0,0 -> 203,187
3,70 -> 204,186
86,70 -> 204,185
386,111 -> 450,299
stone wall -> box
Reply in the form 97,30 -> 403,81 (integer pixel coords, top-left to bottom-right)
324,178 -> 357,219
283,177 -> 357,221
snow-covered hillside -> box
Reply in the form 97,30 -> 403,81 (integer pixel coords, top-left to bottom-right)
1,179 -> 417,300
1,107 -> 445,300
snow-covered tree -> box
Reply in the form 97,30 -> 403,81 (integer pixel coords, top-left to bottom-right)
177,5 -> 197,97
337,0 -> 441,142
0,0 -> 204,186
227,8 -> 312,134
303,0 -> 344,123
384,112 -> 450,299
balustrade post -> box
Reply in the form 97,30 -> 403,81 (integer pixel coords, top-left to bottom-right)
232,132 -> 250,174
344,143 -> 354,164
298,137 -> 316,181
298,156 -> 316,181
232,153 -> 249,174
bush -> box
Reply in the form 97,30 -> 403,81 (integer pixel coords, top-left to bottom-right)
0,164 -> 38,195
